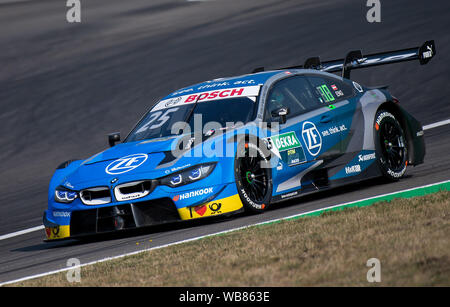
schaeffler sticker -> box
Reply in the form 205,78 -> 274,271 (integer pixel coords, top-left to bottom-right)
152,86 -> 261,111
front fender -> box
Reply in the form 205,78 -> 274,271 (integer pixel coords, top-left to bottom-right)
48,159 -> 84,203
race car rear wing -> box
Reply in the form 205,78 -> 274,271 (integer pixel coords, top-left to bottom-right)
253,40 -> 436,79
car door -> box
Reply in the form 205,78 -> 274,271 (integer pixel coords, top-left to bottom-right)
263,75 -> 339,195
305,74 -> 357,158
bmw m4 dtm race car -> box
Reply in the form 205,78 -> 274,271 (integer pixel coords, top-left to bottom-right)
43,40 -> 436,241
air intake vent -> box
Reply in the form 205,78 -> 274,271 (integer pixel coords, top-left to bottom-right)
114,180 -> 155,202
80,187 -> 111,205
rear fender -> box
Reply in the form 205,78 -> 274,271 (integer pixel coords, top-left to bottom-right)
378,102 -> 425,166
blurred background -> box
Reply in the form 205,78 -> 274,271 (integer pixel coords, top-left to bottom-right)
0,0 -> 448,233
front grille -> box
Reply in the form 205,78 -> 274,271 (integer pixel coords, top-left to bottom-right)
80,187 -> 111,205
131,198 -> 180,226
114,180 -> 156,202
70,198 -> 180,236
97,204 -> 136,232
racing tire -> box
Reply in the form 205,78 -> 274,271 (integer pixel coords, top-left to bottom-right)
374,110 -> 408,181
234,139 -> 272,212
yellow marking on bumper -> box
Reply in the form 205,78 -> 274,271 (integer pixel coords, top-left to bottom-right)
178,194 -> 243,220
45,225 -> 70,240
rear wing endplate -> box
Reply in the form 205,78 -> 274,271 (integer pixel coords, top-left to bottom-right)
253,40 -> 436,79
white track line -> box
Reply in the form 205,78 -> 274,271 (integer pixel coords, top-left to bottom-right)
423,119 -> 450,130
1,179 -> 449,286
0,225 -> 43,241
1,117 -> 449,242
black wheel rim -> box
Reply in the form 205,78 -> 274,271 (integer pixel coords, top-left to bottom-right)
238,150 -> 269,202
379,120 -> 407,171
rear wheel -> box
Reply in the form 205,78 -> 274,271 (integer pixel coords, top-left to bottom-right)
374,110 -> 408,180
234,140 -> 272,212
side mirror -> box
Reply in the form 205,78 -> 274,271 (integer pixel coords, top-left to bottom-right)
271,107 -> 289,124
108,132 -> 121,147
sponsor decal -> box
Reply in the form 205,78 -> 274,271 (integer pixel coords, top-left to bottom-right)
322,53 -> 417,73
301,121 -> 322,156
164,164 -> 191,174
184,87 -> 256,103
173,187 -> 214,202
334,90 -> 344,97
45,225 -> 70,240
171,88 -> 194,96
358,152 -> 376,162
53,211 -> 71,218
198,82 -> 230,90
422,45 -> 433,59
316,84 -> 335,103
209,202 -> 222,213
232,79 -> 257,86
153,86 -> 260,111
280,191 -> 298,199
375,111 -> 395,128
177,194 -> 243,220
345,164 -> 361,174
267,131 -> 301,153
191,205 -> 207,217
387,167 -> 406,178
321,124 -> 347,137
64,181 -> 75,189
105,153 -> 148,175
240,188 -> 264,210
353,81 -> 363,93
117,192 -> 146,201
164,96 -> 182,108
286,148 -> 302,166
331,84 -> 338,91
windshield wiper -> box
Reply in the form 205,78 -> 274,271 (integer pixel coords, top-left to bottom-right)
180,95 -> 203,134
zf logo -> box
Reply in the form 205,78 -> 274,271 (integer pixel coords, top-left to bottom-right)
301,121 -> 322,156
105,154 -> 148,175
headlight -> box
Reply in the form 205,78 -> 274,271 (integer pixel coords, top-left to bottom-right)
160,163 -> 216,188
54,186 -> 78,203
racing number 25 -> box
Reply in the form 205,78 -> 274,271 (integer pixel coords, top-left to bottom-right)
135,107 -> 179,134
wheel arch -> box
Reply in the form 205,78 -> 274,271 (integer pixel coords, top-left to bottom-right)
376,101 -> 425,166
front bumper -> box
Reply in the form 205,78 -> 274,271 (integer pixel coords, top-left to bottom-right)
43,188 -> 244,241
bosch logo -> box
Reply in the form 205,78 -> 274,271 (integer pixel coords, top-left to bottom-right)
105,154 -> 148,175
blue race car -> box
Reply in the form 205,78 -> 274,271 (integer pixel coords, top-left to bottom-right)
43,41 -> 435,241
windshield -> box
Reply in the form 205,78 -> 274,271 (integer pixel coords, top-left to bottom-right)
125,97 -> 258,143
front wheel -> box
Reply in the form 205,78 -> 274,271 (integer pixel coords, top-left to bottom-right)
234,141 -> 272,212
374,110 -> 408,180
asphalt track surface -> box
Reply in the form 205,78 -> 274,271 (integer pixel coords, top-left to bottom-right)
0,0 -> 449,284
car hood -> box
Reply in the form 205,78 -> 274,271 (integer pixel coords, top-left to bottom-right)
61,136 -> 202,189
83,136 -> 178,165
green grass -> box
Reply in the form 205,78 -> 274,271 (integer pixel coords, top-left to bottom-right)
12,191 -> 450,286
